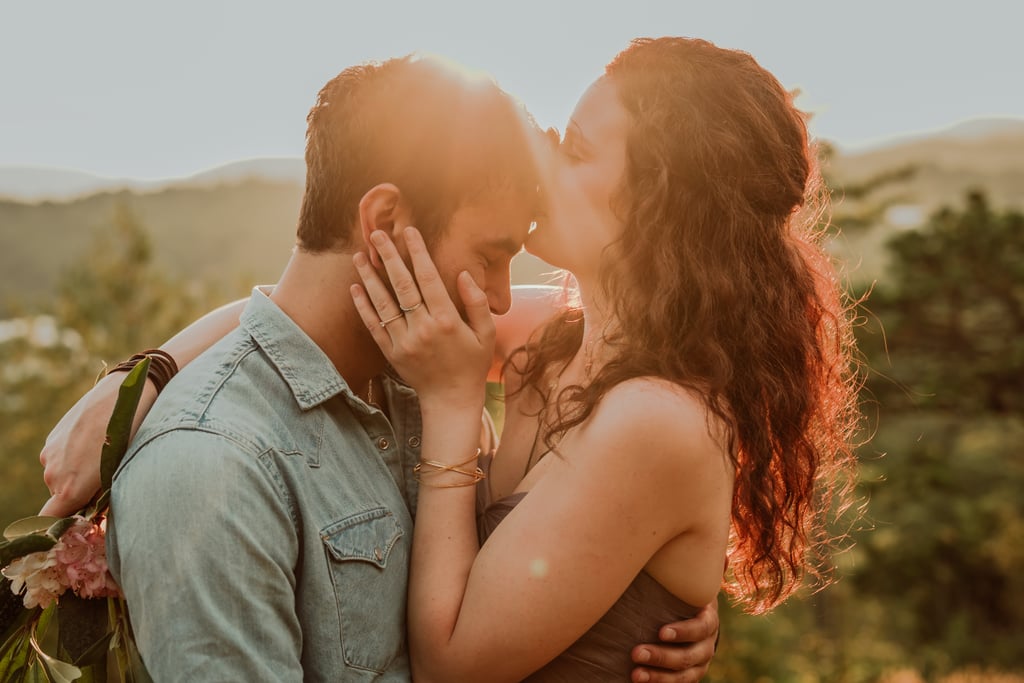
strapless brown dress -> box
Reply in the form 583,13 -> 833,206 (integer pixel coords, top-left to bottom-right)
476,453 -> 701,681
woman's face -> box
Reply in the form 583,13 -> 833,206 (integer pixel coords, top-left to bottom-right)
526,77 -> 631,278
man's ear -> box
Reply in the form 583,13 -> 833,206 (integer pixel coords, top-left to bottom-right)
357,183 -> 414,268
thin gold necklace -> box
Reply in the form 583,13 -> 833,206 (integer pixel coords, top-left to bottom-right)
366,377 -> 376,407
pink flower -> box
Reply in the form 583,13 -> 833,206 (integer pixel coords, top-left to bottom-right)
2,516 -> 122,609
52,517 -> 122,600
1,550 -> 65,609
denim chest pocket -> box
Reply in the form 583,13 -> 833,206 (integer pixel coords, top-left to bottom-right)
321,507 -> 409,674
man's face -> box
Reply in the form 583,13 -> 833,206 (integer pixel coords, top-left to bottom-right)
427,195 -> 534,316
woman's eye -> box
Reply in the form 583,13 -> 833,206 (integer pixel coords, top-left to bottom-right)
559,141 -> 582,162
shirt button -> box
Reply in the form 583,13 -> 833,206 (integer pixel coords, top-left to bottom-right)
374,547 -> 383,562
408,435 -> 421,448
377,437 -> 390,450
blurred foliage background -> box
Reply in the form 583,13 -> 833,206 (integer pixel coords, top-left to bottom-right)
708,186 -> 1024,683
1,130 -> 1022,681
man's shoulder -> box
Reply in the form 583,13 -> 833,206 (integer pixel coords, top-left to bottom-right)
116,426 -> 259,480
123,334 -> 288,457
163,325 -> 261,404
137,329 -> 295,445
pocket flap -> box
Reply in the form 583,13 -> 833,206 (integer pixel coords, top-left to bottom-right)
321,507 -> 403,568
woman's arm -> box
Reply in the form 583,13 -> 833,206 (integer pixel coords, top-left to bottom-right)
352,230 -> 729,682
411,384 -> 726,682
158,296 -> 254,368
39,295 -> 254,516
40,280 -> 555,517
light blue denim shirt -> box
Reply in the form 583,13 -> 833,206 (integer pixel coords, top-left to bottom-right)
107,289 -> 422,682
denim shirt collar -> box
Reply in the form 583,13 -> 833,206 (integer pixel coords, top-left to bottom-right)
239,288 -> 360,411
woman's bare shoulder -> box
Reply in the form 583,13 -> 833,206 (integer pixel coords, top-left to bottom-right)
581,377 -> 731,476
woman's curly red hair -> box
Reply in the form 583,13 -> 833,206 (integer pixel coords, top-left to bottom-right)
512,37 -> 862,613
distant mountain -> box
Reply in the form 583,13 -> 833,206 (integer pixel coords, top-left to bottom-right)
835,117 -> 1024,153
5,117 -> 1022,203
826,117 -> 1024,221
1,117 -> 1022,312
0,180 -> 305,314
832,118 -> 1024,181
935,117 -> 1024,141
0,158 -> 306,203
0,167 -> 145,202
183,158 -> 306,188
822,117 -> 1024,285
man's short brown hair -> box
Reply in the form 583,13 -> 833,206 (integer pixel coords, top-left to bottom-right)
296,54 -> 542,252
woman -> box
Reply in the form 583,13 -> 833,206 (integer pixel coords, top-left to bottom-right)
347,36 -> 859,681
40,37 -> 858,681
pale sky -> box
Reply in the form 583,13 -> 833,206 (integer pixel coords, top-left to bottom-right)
2,0 -> 1022,180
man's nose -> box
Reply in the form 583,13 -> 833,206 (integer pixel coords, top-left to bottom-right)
488,281 -> 512,316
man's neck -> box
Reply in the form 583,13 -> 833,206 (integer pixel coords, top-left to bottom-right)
270,248 -> 386,398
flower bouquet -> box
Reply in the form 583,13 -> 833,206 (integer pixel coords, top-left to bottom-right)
0,362 -> 152,682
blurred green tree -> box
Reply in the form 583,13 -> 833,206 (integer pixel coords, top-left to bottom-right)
849,191 -> 1024,675
709,190 -> 1024,682
0,206 -> 220,521
820,140 -> 918,234
862,191 -> 1024,414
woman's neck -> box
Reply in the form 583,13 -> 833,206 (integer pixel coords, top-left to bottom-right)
568,280 -> 615,383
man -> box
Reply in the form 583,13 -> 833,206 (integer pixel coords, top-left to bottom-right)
41,55 -> 718,681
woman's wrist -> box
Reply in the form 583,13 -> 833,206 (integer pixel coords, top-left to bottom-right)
418,408 -> 486,470
105,348 -> 179,393
418,394 -> 486,425
415,448 -> 484,489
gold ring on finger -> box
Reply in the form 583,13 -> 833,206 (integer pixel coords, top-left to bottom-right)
399,300 -> 423,314
380,312 -> 405,328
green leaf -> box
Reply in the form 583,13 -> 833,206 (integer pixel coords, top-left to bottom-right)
0,579 -> 35,644
3,518 -> 63,542
99,360 -> 151,494
56,595 -> 110,666
67,631 -> 111,671
34,606 -> 55,644
0,624 -> 33,683
37,652 -> 82,683
120,630 -> 152,683
80,492 -> 109,524
107,602 -> 151,683
24,659 -> 48,683
45,519 -> 77,544
0,536 -> 56,568
31,619 -> 82,683
0,656 -> 29,683
1,610 -> 30,655
71,665 -> 97,683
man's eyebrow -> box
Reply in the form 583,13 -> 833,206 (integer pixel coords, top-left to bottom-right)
487,237 -> 523,256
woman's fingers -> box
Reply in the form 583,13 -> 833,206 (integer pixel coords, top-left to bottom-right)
369,230 -> 427,314
350,281 -> 396,350
351,229 -> 492,405
457,271 -> 495,343
352,249 -> 406,336
354,228 -> 492,354
402,227 -> 458,317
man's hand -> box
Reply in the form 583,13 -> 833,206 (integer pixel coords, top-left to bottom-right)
630,600 -> 720,683
39,372 -> 156,516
